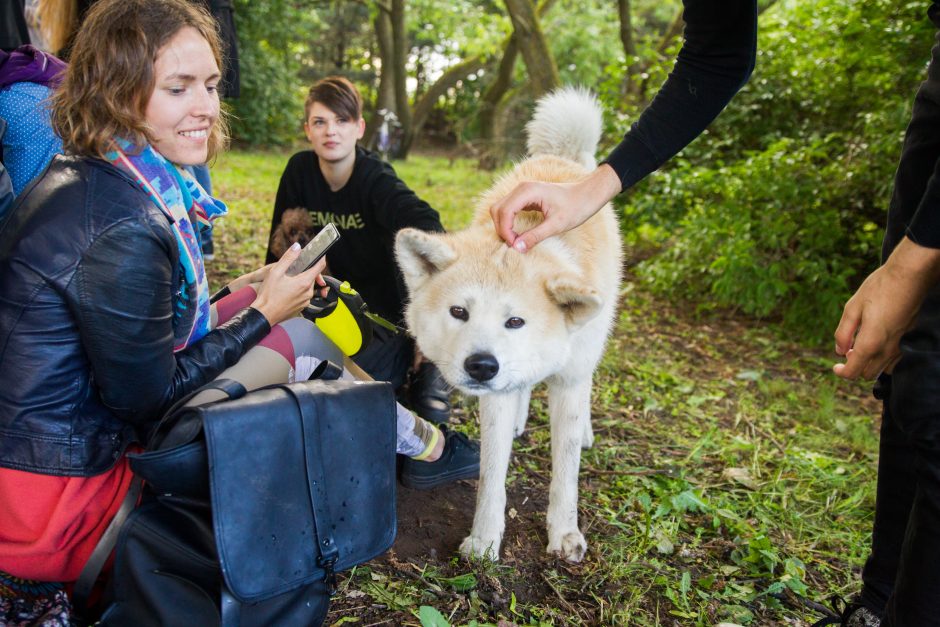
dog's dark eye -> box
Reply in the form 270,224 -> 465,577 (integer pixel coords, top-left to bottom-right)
450,306 -> 469,321
505,317 -> 525,329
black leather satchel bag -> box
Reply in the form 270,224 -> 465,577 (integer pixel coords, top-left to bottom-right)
95,378 -> 397,626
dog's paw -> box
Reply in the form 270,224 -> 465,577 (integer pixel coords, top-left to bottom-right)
547,530 -> 587,563
581,421 -> 594,449
459,535 -> 501,561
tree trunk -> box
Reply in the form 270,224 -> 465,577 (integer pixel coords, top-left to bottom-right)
374,2 -> 395,111
503,0 -> 559,97
402,56 -> 486,155
617,0 -> 642,99
367,1 -> 396,147
478,0 -> 558,168
759,0 -> 779,15
656,6 -> 685,56
477,37 -> 520,169
391,0 -> 412,153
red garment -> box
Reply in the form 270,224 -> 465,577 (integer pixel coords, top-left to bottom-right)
0,459 -> 135,581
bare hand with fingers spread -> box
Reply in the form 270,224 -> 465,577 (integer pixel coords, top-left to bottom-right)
832,237 -> 940,380
250,242 -> 327,326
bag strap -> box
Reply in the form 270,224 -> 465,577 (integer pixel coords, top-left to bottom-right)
73,378 -> 247,614
308,359 -> 343,381
147,378 -> 247,449
284,384 -> 340,589
220,586 -> 242,627
72,476 -> 142,616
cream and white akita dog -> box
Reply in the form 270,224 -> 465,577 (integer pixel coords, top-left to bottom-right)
395,88 -> 622,563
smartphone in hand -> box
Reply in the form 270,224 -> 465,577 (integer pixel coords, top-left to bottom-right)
285,223 -> 340,277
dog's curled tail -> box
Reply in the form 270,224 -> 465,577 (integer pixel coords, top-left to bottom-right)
525,86 -> 603,170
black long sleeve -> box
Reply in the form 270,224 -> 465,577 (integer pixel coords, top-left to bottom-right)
603,0 -> 757,191
895,4 -> 940,252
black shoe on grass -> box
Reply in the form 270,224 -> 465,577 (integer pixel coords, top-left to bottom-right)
400,427 -> 479,490
811,597 -> 881,627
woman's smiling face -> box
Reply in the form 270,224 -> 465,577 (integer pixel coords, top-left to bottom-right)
145,26 -> 220,165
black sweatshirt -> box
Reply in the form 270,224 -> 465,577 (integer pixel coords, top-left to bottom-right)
883,2 -> 940,256
265,147 -> 443,322
603,0 -> 758,190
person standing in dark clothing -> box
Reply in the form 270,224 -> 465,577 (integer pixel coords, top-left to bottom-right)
832,3 -> 940,626
490,0 -> 939,624
199,0 -> 238,99
490,0 -> 757,250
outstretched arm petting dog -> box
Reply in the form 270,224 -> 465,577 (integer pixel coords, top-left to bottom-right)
490,0 -> 758,252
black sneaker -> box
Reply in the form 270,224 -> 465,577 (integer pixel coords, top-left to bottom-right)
408,361 -> 452,425
811,597 -> 881,627
400,427 -> 480,490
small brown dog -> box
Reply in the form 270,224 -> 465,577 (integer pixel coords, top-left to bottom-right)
269,208 -> 316,258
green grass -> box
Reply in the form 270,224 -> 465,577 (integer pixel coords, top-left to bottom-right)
207,148 -> 290,283
207,150 -> 879,626
393,154 -> 497,230
574,288 -> 878,624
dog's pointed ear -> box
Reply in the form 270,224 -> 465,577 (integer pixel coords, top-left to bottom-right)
395,228 -> 458,291
546,277 -> 604,328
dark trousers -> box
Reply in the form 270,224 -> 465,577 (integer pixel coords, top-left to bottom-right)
862,366 -> 940,626
352,326 -> 413,391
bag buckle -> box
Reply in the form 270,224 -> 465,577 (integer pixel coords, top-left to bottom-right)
319,556 -> 338,591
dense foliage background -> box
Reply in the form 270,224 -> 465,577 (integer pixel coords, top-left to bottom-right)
625,0 -> 933,342
227,0 -> 935,343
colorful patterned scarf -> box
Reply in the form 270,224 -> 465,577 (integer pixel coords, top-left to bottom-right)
105,140 -> 228,351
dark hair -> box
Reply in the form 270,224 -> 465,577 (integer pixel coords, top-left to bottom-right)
51,0 -> 228,160
304,76 -> 363,122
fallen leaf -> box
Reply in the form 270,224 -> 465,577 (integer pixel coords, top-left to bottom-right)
722,467 -> 759,490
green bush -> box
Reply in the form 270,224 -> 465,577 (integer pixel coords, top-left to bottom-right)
228,1 -> 315,146
636,136 -> 882,339
622,0 -> 933,342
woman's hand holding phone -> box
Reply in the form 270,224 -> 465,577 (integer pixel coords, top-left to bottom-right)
250,242 -> 327,326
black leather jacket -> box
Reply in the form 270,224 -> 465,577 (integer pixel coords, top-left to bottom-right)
0,156 -> 270,477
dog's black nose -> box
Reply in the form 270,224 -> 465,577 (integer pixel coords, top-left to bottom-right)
464,353 -> 499,382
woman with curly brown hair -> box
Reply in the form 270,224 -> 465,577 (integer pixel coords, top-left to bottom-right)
0,0 -> 328,621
